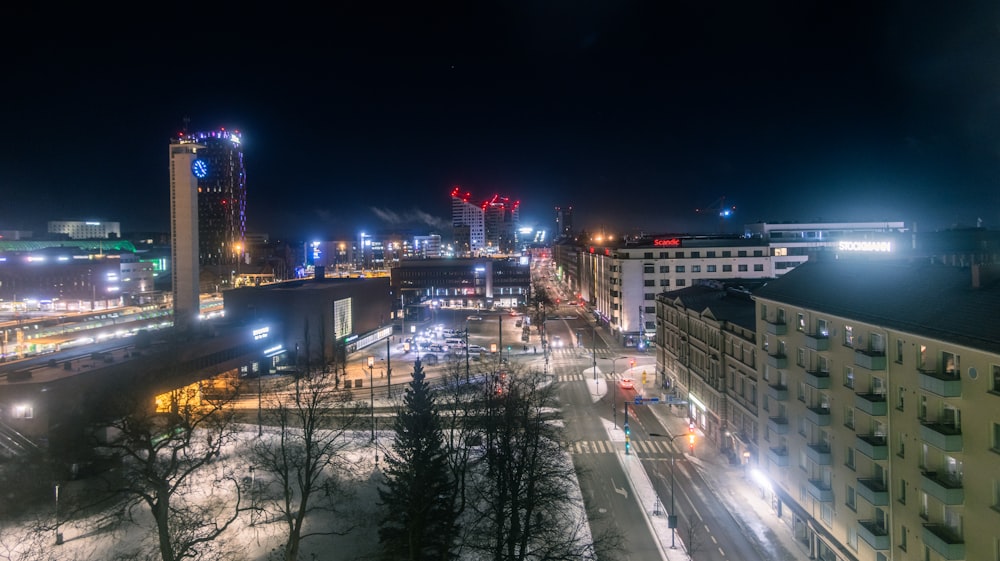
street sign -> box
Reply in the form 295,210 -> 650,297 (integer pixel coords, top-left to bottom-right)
633,396 -> 661,405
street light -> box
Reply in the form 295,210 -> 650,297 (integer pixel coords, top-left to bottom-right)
367,356 -> 375,442
601,356 -> 627,428
649,431 -> 696,549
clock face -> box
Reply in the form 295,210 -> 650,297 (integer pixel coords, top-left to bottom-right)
192,159 -> 208,179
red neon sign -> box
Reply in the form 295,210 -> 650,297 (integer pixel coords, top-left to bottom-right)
653,238 -> 681,247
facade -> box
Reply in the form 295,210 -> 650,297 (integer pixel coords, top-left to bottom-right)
746,221 -> 909,275
577,235 -> 775,347
390,257 -> 531,311
171,129 -> 246,267
451,186 -> 485,254
224,275 -> 392,367
412,234 -> 442,258
555,205 -> 574,237
483,194 -> 519,254
752,260 -> 1000,561
168,136 -> 202,330
47,220 -> 121,239
655,282 -> 761,464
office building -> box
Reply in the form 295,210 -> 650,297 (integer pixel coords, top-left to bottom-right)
47,220 -> 121,240
483,194 -> 519,253
168,135 -> 203,330
390,257 -> 530,312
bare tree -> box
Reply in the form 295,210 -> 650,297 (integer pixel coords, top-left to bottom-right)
95,376 -> 244,561
250,330 -> 366,561
467,367 -> 601,561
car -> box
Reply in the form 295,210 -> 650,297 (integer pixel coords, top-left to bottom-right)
619,378 -> 635,390
551,335 -> 562,347
467,315 -> 484,321
429,344 -> 449,352
466,345 -> 486,353
421,353 -> 439,365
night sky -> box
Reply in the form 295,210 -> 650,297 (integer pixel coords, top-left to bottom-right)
2,2 -> 999,240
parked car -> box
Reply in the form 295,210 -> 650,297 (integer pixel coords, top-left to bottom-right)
429,344 -> 449,352
467,315 -> 484,321
467,345 -> 486,353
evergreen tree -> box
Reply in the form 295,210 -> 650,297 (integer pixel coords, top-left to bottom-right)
379,359 -> 459,561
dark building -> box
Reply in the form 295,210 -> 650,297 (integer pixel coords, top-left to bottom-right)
555,205 -> 574,237
223,274 -> 392,367
390,257 -> 531,313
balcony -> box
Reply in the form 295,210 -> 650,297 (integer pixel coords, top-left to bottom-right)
919,369 -> 962,398
920,423 -> 963,452
858,520 -> 890,550
804,369 -> 831,389
766,353 -> 788,369
767,416 -> 789,435
855,434 -> 888,460
764,319 -> 787,335
767,446 -> 789,467
767,383 -> 788,401
856,478 -> 889,505
922,524 -> 965,560
806,479 -> 833,502
805,442 -> 832,465
920,471 -> 964,505
804,405 -> 831,426
854,393 -> 887,416
804,332 -> 830,351
854,348 -> 887,370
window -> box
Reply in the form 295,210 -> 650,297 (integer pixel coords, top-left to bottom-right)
845,446 -> 855,470
844,406 -> 855,429
676,279 -> 686,287
897,387 -> 905,410
645,306 -> 655,313
660,279 -> 670,286
675,265 -> 685,273
722,250 -> 732,257
896,339 -> 904,363
897,434 -> 905,458
707,264 -> 717,272
899,525 -> 907,551
675,251 -> 684,258
844,366 -> 855,389
738,250 -> 747,257
707,251 -> 716,257
797,348 -> 806,367
644,265 -> 655,273
797,313 -> 805,332
992,422 -> 1000,452
899,480 -> 907,505
644,279 -> 655,287
844,325 -> 854,347
722,264 -> 732,272
754,250 -> 764,257
691,265 -> 701,273
660,265 -> 669,273
11,404 -> 33,419
659,252 -> 669,259
821,503 -> 833,526
847,526 -> 858,550
644,293 -> 655,300
846,485 -> 857,510
644,252 -> 654,259
754,264 -> 764,271
992,364 -> 1000,393
738,264 -> 748,272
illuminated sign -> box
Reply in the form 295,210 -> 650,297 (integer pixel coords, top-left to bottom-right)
252,326 -> 270,340
653,238 -> 681,247
838,241 -> 891,252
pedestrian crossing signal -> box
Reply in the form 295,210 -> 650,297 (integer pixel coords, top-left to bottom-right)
624,422 -> 630,436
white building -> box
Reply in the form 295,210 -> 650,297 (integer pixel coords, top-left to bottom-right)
451,186 -> 485,254
47,220 -> 121,239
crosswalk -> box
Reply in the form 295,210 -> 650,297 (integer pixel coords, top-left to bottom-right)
546,347 -> 621,359
562,439 -> 679,456
554,372 -> 621,383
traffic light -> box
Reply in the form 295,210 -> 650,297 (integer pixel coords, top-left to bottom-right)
624,422 -> 630,436
630,359 -> 635,369
625,437 -> 631,455
688,433 -> 695,454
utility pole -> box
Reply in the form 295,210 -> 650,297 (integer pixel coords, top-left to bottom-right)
385,336 -> 392,398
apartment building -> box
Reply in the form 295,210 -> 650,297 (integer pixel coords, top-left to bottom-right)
752,259 -> 1000,561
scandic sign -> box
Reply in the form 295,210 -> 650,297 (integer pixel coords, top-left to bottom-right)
653,238 -> 681,247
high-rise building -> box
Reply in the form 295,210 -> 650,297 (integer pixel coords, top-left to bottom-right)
555,205 -> 573,237
172,129 -> 246,267
484,194 -> 519,253
168,137 -> 202,331
450,186 -> 485,254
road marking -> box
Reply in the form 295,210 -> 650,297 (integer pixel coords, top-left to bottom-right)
719,547 -> 725,556
612,479 -> 628,498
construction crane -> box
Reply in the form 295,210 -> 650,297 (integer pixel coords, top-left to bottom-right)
695,196 -> 736,233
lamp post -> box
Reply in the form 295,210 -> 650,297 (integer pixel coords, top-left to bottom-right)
54,483 -> 62,545
367,356 -> 375,442
385,337 -> 392,398
649,431 -> 695,548
601,356 -> 627,427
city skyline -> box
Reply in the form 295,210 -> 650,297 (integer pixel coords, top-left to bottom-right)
2,2 -> 1000,239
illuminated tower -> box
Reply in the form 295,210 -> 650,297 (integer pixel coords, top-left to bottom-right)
168,138 -> 203,331
172,129 -> 246,266
450,186 -> 485,254
484,194 -> 519,253
555,205 -> 573,237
